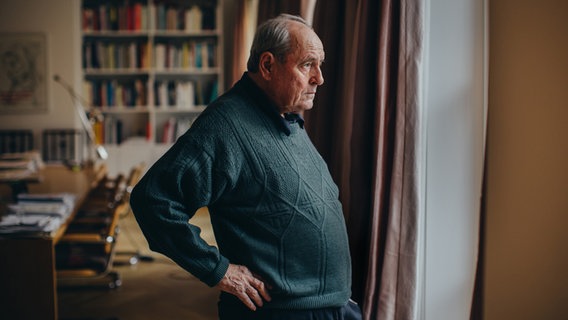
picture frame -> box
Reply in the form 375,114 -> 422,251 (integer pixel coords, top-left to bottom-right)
0,33 -> 48,113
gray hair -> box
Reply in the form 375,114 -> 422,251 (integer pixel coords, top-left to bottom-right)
246,14 -> 311,72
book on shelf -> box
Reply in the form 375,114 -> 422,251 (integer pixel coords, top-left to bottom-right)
192,79 -> 218,106
154,43 -> 166,69
93,120 -> 104,145
208,80 -> 219,104
155,3 -> 166,30
133,2 -> 143,30
154,80 -> 201,108
84,79 -> 148,107
82,2 -> 149,32
103,115 -> 124,145
162,117 -> 177,143
194,42 -> 203,68
176,81 -> 195,108
155,81 -> 167,107
167,81 -> 176,106
185,6 -> 203,31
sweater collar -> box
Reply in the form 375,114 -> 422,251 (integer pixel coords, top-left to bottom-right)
237,72 -> 304,136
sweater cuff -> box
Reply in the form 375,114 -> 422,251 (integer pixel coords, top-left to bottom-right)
201,256 -> 230,287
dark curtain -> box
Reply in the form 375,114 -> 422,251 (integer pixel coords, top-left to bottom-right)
253,1 -> 423,318
256,0 -> 302,24
470,152 -> 487,320
305,0 -> 423,319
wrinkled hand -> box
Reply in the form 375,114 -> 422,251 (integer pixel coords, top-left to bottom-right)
216,263 -> 272,311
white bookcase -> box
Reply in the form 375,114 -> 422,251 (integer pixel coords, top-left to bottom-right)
80,0 -> 224,175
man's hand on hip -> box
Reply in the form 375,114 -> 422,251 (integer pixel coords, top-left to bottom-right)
216,263 -> 272,311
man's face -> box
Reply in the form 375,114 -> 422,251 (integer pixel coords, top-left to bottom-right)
269,23 -> 325,114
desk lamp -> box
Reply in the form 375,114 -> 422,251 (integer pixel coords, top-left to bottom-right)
53,75 -> 108,162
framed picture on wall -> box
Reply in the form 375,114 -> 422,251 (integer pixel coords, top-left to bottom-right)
0,33 -> 48,113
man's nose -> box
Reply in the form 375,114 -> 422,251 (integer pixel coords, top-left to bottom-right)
311,66 -> 324,86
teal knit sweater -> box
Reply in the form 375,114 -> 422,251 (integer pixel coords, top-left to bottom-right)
130,73 -> 352,309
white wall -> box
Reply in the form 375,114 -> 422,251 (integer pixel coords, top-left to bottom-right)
422,0 -> 486,319
0,0 -> 81,142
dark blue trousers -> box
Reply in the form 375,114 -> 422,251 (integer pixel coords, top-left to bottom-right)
218,294 -> 362,320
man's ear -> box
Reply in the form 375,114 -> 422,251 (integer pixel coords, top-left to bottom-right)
258,52 -> 275,80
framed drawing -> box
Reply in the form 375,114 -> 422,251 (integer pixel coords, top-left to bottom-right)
0,33 -> 48,113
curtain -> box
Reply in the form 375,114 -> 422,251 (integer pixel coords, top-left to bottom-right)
237,0 -> 424,318
305,0 -> 423,319
470,153 -> 487,320
256,0 -> 302,24
229,0 -> 246,86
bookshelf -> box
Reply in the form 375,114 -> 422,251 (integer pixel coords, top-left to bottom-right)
80,0 -> 224,148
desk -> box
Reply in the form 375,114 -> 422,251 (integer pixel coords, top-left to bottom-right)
0,164 -> 105,320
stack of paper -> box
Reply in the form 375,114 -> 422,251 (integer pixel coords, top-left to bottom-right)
0,151 -> 44,181
0,214 -> 60,234
0,193 -> 76,235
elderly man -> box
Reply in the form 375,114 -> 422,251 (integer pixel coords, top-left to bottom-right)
130,14 -> 361,320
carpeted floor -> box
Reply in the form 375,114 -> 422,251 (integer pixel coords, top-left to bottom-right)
58,208 -> 220,320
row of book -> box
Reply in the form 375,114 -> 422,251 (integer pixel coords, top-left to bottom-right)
83,2 -> 147,31
82,2 -> 216,32
42,129 -> 85,164
93,116 -> 125,145
83,79 -> 148,107
83,41 -> 150,70
82,40 -> 216,70
154,40 -> 216,69
0,129 -> 34,154
91,114 -> 199,145
153,79 -> 218,107
83,79 -> 218,108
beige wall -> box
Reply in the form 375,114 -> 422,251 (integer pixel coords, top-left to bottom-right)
0,0 -> 82,140
485,1 -> 568,319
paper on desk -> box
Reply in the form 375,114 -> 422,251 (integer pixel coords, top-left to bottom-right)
17,192 -> 76,207
7,202 -> 72,217
12,193 -> 76,217
0,214 -> 62,234
0,151 -> 44,170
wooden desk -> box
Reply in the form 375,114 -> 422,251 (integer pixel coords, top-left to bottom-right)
0,164 -> 105,320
